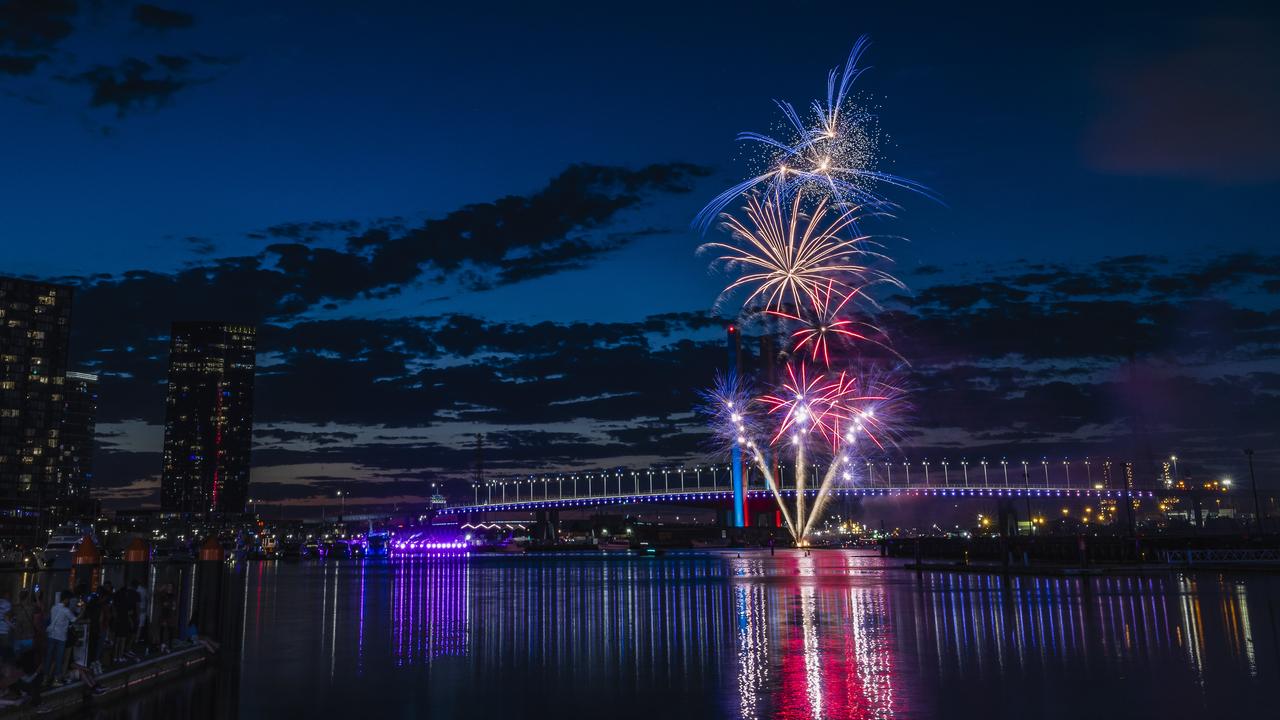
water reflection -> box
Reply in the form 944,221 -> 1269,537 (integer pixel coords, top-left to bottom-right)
91,550 -> 1280,719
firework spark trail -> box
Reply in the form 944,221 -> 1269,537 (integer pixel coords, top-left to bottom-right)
702,190 -> 887,315
745,447 -> 799,540
693,36 -> 936,232
699,373 -> 801,540
770,281 -> 905,369
801,373 -> 907,538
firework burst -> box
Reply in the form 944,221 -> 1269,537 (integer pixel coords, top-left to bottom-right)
694,36 -> 935,232
769,280 -> 900,368
701,189 -> 890,314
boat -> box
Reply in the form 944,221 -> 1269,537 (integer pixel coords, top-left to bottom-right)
37,526 -> 95,569
365,531 -> 389,557
599,539 -> 633,553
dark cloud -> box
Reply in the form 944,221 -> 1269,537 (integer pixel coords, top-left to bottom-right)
67,163 -> 708,358
254,428 -> 358,445
0,0 -> 76,51
251,219 -> 364,243
130,4 -> 194,30
0,0 -> 75,74
184,236 -> 216,255
68,54 -> 231,115
0,52 -> 40,74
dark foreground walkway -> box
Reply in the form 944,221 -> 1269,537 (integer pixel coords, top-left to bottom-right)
0,645 -> 213,719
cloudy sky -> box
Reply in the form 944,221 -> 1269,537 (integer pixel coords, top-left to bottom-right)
3,1 -> 1277,510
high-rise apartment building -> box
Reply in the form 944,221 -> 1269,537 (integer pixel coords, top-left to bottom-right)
61,371 -> 99,515
0,277 -> 73,534
160,322 -> 257,514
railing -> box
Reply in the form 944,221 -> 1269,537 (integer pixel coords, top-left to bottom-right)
445,461 -> 1159,513
1160,549 -> 1280,565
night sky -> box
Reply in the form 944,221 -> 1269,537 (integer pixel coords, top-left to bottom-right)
3,1 -> 1277,510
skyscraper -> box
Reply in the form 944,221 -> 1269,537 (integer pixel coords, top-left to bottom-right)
161,322 -> 257,514
61,371 -> 99,516
0,277 -> 73,536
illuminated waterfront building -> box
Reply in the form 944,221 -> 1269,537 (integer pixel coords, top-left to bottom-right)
160,322 -> 257,514
0,277 -> 74,536
61,370 -> 99,516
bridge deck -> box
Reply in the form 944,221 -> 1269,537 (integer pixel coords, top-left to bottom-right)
441,482 -> 1155,515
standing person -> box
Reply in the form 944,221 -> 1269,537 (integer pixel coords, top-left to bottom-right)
98,581 -> 114,669
30,591 -> 45,673
110,583 -> 137,663
155,585 -> 176,653
42,593 -> 76,686
132,580 -> 149,653
82,587 -> 105,675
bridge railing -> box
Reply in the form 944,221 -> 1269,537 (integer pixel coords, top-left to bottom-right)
458,460 -> 1159,509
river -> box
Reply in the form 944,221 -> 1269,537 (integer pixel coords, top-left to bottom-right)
92,550 -> 1280,718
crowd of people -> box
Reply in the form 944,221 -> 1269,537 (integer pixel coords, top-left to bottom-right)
0,579 -> 189,711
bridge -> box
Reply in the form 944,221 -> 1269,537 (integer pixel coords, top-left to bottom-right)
439,460 -> 1161,517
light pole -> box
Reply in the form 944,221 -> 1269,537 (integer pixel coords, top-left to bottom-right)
1001,460 -> 1008,487
1245,449 -> 1263,535
1171,455 -> 1179,481
1022,462 -> 1033,535
337,490 -> 345,521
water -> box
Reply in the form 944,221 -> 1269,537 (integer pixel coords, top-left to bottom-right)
114,551 -> 1280,718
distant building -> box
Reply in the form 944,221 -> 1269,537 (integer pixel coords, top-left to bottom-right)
160,322 -> 257,514
61,371 -> 99,516
0,277 -> 74,538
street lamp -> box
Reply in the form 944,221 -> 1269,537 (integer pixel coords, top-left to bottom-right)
1022,461 -> 1033,534
1171,455 -> 1179,480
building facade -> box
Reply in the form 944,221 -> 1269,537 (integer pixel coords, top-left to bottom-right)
160,322 -> 257,514
61,371 -> 99,516
0,277 -> 73,536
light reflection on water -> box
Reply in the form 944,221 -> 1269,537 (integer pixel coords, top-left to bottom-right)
110,550 -> 1279,718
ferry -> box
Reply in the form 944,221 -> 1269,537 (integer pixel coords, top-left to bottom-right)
37,525 -> 95,569
599,539 -> 633,553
